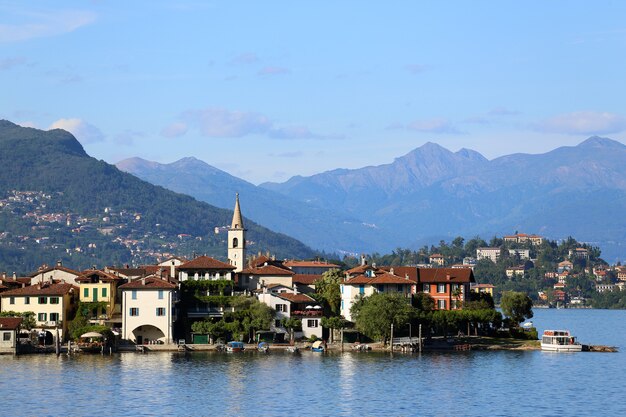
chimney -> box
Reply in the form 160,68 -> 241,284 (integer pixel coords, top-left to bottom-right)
390,268 -> 394,275
405,274 -> 409,281
446,274 -> 451,281
372,263 -> 376,269
360,254 -> 366,266
13,272 -> 16,280
293,286 -> 298,295
141,277 -> 146,286
2,272 -> 5,279
56,260 -> 62,267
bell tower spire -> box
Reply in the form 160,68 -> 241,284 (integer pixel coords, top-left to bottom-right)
228,193 -> 246,272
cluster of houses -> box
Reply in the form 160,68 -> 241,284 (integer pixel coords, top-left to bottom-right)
1,194 -> 480,352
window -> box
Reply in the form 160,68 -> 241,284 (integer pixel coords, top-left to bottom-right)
340,286 -> 344,294
276,304 -> 288,313
275,319 -> 282,328
451,284 -> 459,292
437,284 -> 446,293
50,297 -> 59,304
132,290 -> 137,300
158,290 -> 164,300
359,284 -> 365,294
377,284 -> 385,292
3,332 -> 10,341
102,288 -> 107,298
24,296 -> 30,305
156,307 -> 166,316
451,300 -> 458,310
38,313 -> 47,321
39,297 -> 47,304
83,288 -> 89,298
438,299 -> 446,309
130,308 -> 139,316
50,313 -> 59,322
9,297 -> 14,305
423,284 -> 429,293
307,319 -> 319,328
232,237 -> 238,248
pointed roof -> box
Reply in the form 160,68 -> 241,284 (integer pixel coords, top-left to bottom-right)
179,255 -> 235,271
230,193 -> 244,229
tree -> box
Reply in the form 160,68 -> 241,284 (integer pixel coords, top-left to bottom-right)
314,269 -> 342,315
351,293 -> 415,344
281,317 -> 302,343
500,291 -> 533,326
0,311 -> 36,329
321,316 -> 347,343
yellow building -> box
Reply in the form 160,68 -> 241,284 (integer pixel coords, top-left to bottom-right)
0,282 -> 78,342
471,283 -> 495,296
75,270 -> 123,327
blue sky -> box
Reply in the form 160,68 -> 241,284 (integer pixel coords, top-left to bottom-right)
2,1 -> 626,184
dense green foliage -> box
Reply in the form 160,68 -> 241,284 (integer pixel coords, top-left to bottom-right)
313,269 -> 342,315
0,311 -> 36,329
500,291 -> 534,325
190,296 -> 275,343
350,293 -> 416,343
0,120 -> 316,274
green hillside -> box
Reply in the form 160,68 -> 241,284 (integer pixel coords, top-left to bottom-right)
0,120 -> 316,274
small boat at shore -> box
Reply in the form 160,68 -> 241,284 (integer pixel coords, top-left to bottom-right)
257,342 -> 270,353
77,332 -> 104,353
226,341 -> 245,353
311,340 -> 324,352
541,330 -> 582,352
286,346 -> 299,353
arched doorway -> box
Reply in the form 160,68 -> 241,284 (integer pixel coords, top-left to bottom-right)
131,325 -> 166,344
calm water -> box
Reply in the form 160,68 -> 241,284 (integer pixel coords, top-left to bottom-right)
1,309 -> 625,417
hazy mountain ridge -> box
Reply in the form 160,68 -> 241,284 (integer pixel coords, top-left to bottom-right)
0,120 -> 316,273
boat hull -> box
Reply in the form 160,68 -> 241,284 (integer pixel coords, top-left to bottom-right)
541,343 -> 582,352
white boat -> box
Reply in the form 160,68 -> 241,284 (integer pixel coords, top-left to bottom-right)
541,330 -> 582,352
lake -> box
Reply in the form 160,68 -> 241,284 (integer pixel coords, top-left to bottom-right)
1,308 -> 625,417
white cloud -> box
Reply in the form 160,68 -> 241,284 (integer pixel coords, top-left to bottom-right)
174,107 -> 338,140
161,122 -> 188,138
182,108 -> 271,138
0,9 -> 96,43
48,118 -> 104,144
536,111 -> 626,135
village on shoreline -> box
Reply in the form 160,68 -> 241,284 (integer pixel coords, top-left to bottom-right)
0,195 -> 622,355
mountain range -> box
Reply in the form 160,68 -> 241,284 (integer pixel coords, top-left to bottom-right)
118,137 -> 626,261
0,120 -> 316,273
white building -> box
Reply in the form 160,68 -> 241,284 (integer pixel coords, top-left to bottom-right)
476,247 -> 501,263
29,261 -> 81,286
256,285 -> 322,340
119,276 -> 177,344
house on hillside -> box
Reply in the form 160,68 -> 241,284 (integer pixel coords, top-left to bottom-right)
429,254 -> 445,266
476,248 -> 501,263
506,266 -> 526,278
471,283 -> 494,297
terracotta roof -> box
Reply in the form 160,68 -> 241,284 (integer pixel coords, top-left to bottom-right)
276,293 -> 316,303
119,276 -> 176,289
179,256 -> 235,270
292,274 -> 322,285
0,282 -> 77,297
380,266 -> 417,282
0,317 -> 23,330
417,268 -> 474,283
283,260 -> 340,268
29,265 -> 81,278
241,264 -> 294,276
106,267 -> 147,277
75,270 -> 121,283
345,272 -> 414,286
346,264 -> 380,275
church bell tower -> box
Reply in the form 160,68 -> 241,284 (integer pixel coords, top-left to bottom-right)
228,193 -> 246,272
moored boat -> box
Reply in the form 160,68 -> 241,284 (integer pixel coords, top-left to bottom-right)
311,340 -> 324,352
226,341 -> 245,353
541,330 -> 582,352
77,331 -> 105,353
258,342 -> 270,353
286,346 -> 300,353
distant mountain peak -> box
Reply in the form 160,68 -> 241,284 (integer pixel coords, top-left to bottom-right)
455,147 -> 488,162
578,136 -> 626,149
